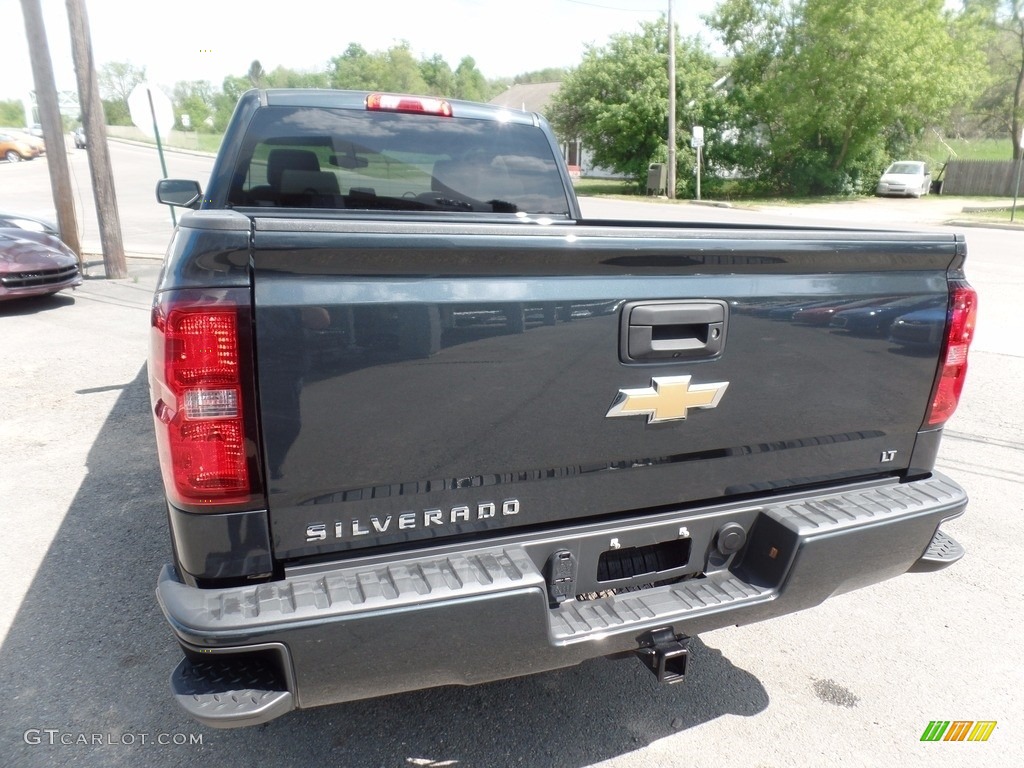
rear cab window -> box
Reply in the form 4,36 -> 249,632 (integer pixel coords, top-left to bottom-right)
226,104 -> 571,217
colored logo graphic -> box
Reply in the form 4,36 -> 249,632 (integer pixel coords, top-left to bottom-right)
920,721 -> 997,742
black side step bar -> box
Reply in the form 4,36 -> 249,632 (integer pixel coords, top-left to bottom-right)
908,528 -> 965,573
171,656 -> 294,729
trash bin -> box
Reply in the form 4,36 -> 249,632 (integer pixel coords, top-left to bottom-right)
647,163 -> 666,196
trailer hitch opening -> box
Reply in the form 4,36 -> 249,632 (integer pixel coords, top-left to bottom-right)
635,627 -> 690,683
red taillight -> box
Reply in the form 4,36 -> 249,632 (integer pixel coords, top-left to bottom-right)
366,92 -> 453,116
926,283 -> 977,426
151,290 -> 260,507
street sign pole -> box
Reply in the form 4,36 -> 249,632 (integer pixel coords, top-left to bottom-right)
1012,132 -> 1023,223
129,83 -> 176,228
1012,156 -> 1021,223
691,126 -> 704,201
696,145 -> 702,201
146,88 -> 175,226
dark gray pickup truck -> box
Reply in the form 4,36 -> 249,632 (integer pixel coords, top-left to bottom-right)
151,89 -> 976,728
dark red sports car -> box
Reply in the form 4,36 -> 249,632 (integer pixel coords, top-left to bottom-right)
0,227 -> 82,301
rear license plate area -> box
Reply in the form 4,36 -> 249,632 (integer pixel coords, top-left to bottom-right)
597,538 -> 691,582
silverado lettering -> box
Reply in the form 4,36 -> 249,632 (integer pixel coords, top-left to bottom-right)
305,500 -> 521,541
151,89 -> 974,728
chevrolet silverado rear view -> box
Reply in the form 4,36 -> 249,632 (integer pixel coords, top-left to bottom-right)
150,90 -> 974,728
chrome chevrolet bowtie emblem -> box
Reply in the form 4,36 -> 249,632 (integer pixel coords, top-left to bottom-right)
605,375 -> 729,424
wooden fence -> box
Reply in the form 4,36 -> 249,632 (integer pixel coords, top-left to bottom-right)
940,160 -> 1023,196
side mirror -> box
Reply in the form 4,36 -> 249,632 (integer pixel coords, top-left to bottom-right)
156,179 -> 202,209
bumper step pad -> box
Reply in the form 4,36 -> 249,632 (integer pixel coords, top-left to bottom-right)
170,656 -> 293,729
550,570 -> 770,642
909,528 -> 965,573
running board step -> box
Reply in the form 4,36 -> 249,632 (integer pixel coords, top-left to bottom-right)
171,656 -> 294,729
908,528 -> 965,573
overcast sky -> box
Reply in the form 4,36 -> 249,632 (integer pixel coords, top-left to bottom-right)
2,0 -> 720,105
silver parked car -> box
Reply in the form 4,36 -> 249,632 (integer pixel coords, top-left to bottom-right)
876,161 -> 931,198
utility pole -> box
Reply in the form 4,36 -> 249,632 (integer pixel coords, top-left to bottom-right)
667,0 -> 677,199
66,0 -> 126,278
19,0 -> 81,261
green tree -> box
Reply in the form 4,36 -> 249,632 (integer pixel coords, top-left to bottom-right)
98,61 -> 146,105
329,43 -> 374,89
453,56 -> 489,101
707,0 -> 987,194
101,99 -> 132,126
547,18 -> 721,193
211,64 -> 329,132
264,66 -> 330,89
514,67 -> 567,84
421,54 -> 456,95
213,74 -> 252,131
98,61 -> 146,127
971,0 -> 1024,159
0,99 -> 26,126
329,42 -> 428,92
221,74 -> 251,103
172,80 -> 214,131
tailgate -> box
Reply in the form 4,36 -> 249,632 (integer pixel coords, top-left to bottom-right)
251,218 -> 959,561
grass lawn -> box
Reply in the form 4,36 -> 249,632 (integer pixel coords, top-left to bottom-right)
958,205 -> 1024,224
917,135 -> 1014,164
167,132 -> 222,154
124,131 -> 223,154
572,178 -> 639,196
193,134 -> 224,154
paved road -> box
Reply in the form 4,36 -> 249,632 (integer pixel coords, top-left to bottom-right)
0,150 -> 1021,767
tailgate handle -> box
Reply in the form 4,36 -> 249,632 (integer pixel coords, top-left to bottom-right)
624,301 -> 727,362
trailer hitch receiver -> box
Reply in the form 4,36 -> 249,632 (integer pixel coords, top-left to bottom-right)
635,627 -> 690,683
